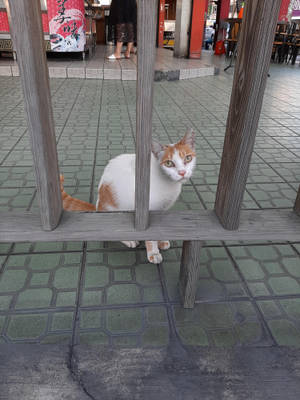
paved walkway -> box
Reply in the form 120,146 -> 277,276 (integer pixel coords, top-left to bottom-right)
0,59 -> 300,398
0,45 -> 216,80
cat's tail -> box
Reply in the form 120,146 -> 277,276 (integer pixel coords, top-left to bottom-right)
60,175 -> 96,211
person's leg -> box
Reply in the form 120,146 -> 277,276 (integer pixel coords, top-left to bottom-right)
125,42 -> 133,58
114,41 -> 123,58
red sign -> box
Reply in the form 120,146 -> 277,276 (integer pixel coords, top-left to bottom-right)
0,11 -> 10,32
158,0 -> 165,48
47,0 -> 86,51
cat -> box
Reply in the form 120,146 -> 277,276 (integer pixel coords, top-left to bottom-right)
60,129 -> 196,263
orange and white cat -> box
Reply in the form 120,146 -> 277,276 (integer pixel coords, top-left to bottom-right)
60,129 -> 196,263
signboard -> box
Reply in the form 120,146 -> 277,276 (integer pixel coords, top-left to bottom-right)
47,0 -> 86,51
291,0 -> 300,19
0,10 -> 9,32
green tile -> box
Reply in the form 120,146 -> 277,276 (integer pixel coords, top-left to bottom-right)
79,332 -> 109,345
196,279 -> 224,299
0,269 -> 27,292
263,262 -> 284,274
28,254 -> 62,271
41,334 -> 71,344
0,295 -> 12,310
85,252 -> 104,264
143,286 -> 164,302
0,316 -> 6,333
33,242 -> 64,252
107,284 -> 141,304
7,314 -> 48,340
269,276 -> 300,295
30,273 -> 50,286
84,265 -> 109,288
12,243 -> 32,253
235,259 -> 265,280
81,290 -> 102,306
54,266 -> 80,289
135,264 -> 160,285
235,322 -> 262,344
257,300 -> 282,318
280,298 -> 300,320
56,291 -> 77,307
282,257 -> 300,277
247,282 -> 270,297
16,288 -> 53,309
174,304 -> 234,329
106,308 -> 142,333
146,306 -> 167,323
6,254 -> 28,267
52,312 -> 74,331
142,326 -> 169,346
0,244 -> 11,253
210,259 -> 239,282
212,330 -> 235,346
268,319 -> 300,346
247,246 -> 279,261
113,268 -> 132,281
80,310 -> 102,328
112,336 -> 138,346
108,251 -> 136,266
177,325 -> 209,346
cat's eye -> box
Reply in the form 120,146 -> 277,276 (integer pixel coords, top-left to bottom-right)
185,155 -> 193,163
164,160 -> 175,168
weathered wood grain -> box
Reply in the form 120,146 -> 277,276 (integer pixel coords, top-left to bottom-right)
135,0 -> 157,230
5,0 -> 62,231
179,241 -> 203,308
0,209 -> 299,242
215,0 -> 282,230
294,186 -> 300,216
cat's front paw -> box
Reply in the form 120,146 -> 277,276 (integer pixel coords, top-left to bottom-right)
158,241 -> 170,250
147,251 -> 163,264
121,241 -> 140,248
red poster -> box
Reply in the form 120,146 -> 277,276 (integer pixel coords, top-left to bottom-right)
0,11 -> 10,32
47,0 -> 86,51
42,13 -> 50,33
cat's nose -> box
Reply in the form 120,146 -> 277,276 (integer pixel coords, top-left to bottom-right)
178,170 -> 186,177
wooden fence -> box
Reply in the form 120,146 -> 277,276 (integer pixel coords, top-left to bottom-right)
0,0 -> 299,308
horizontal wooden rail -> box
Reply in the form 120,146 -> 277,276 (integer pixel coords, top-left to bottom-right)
0,210 -> 299,243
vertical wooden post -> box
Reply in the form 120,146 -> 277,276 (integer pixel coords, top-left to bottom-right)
5,0 -> 62,231
215,0 -> 282,230
135,0 -> 157,230
179,241 -> 203,308
294,186 -> 300,216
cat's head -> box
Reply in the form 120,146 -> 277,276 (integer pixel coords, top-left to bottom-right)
152,129 -> 196,183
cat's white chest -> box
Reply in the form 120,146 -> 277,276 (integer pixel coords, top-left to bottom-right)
98,154 -> 182,212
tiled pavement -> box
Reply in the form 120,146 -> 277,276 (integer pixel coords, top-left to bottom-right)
0,61 -> 300,352
0,45 -> 216,80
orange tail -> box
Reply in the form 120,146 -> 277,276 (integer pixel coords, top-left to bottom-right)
60,175 -> 96,211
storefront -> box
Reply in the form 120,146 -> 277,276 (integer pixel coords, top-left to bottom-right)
0,0 -> 297,61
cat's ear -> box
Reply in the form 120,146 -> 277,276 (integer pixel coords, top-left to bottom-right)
152,140 -> 166,159
179,128 -> 195,150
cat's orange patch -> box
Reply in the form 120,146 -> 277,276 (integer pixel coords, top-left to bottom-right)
97,183 -> 118,211
160,146 -> 175,163
60,174 -> 95,211
160,144 -> 195,164
174,143 -> 196,159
